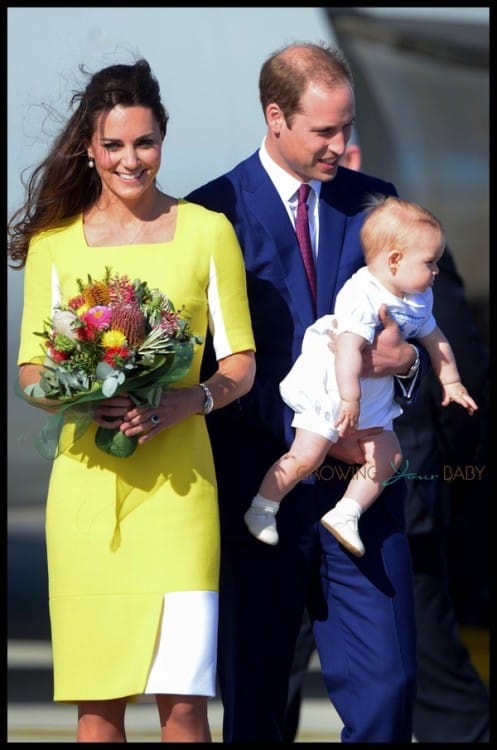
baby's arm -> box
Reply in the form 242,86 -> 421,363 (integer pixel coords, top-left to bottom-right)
334,331 -> 368,435
417,327 -> 478,415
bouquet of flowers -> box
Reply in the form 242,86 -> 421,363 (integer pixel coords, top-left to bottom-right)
22,266 -> 202,458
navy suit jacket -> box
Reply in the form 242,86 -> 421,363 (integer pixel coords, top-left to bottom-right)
187,150 -> 402,534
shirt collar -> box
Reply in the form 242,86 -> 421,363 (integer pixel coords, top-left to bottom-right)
259,138 -> 321,204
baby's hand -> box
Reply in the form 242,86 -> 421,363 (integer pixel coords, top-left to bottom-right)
335,399 -> 360,437
441,382 -> 478,415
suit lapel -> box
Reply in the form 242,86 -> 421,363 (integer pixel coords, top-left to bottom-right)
316,192 -> 347,317
241,158 -> 316,326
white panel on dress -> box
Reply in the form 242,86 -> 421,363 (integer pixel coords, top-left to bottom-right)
144,590 -> 218,696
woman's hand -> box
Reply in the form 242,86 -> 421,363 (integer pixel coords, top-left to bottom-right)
120,350 -> 256,445
93,395 -> 134,428
18,363 -> 59,413
120,388 -> 199,443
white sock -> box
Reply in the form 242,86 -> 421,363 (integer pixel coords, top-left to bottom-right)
335,496 -> 362,518
251,493 -> 280,514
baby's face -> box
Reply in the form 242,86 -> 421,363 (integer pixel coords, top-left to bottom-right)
393,227 -> 444,295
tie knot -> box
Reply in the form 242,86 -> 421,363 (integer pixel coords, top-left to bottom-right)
298,183 -> 311,204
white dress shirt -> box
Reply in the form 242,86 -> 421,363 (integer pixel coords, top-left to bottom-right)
258,139 -> 321,261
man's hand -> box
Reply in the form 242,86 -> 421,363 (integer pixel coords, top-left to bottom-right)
361,305 -> 415,378
327,305 -> 414,378
328,427 -> 383,465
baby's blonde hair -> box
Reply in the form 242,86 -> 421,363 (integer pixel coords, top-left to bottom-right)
360,195 -> 445,263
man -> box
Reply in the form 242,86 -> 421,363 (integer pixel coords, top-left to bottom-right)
187,42 -> 418,743
283,144 -> 490,744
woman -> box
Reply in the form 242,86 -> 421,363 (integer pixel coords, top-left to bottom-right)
7,59 -> 255,742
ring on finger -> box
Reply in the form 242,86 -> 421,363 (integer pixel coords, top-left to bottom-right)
150,414 -> 160,425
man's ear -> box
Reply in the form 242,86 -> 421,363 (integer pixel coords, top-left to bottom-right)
266,103 -> 284,134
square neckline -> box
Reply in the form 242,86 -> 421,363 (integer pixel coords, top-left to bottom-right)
79,198 -> 186,249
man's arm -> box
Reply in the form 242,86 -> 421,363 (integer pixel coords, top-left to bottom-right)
329,305 -> 422,404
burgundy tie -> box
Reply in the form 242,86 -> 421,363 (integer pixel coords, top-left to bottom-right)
295,183 -> 317,305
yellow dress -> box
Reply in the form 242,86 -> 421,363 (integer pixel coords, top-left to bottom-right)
16,201 -> 255,701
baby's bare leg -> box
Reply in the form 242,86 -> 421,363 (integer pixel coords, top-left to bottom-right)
320,430 -> 402,557
244,429 -> 331,546
348,430 -> 402,512
259,428 -> 332,502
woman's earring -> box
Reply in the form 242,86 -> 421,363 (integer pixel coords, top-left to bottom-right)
88,157 -> 95,168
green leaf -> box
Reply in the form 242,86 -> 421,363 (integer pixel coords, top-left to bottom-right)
94,427 -> 138,457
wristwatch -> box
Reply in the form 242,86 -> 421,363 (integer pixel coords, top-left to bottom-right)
396,345 -> 420,379
197,382 -> 214,415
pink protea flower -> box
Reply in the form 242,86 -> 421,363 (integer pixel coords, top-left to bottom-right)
110,303 -> 147,347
